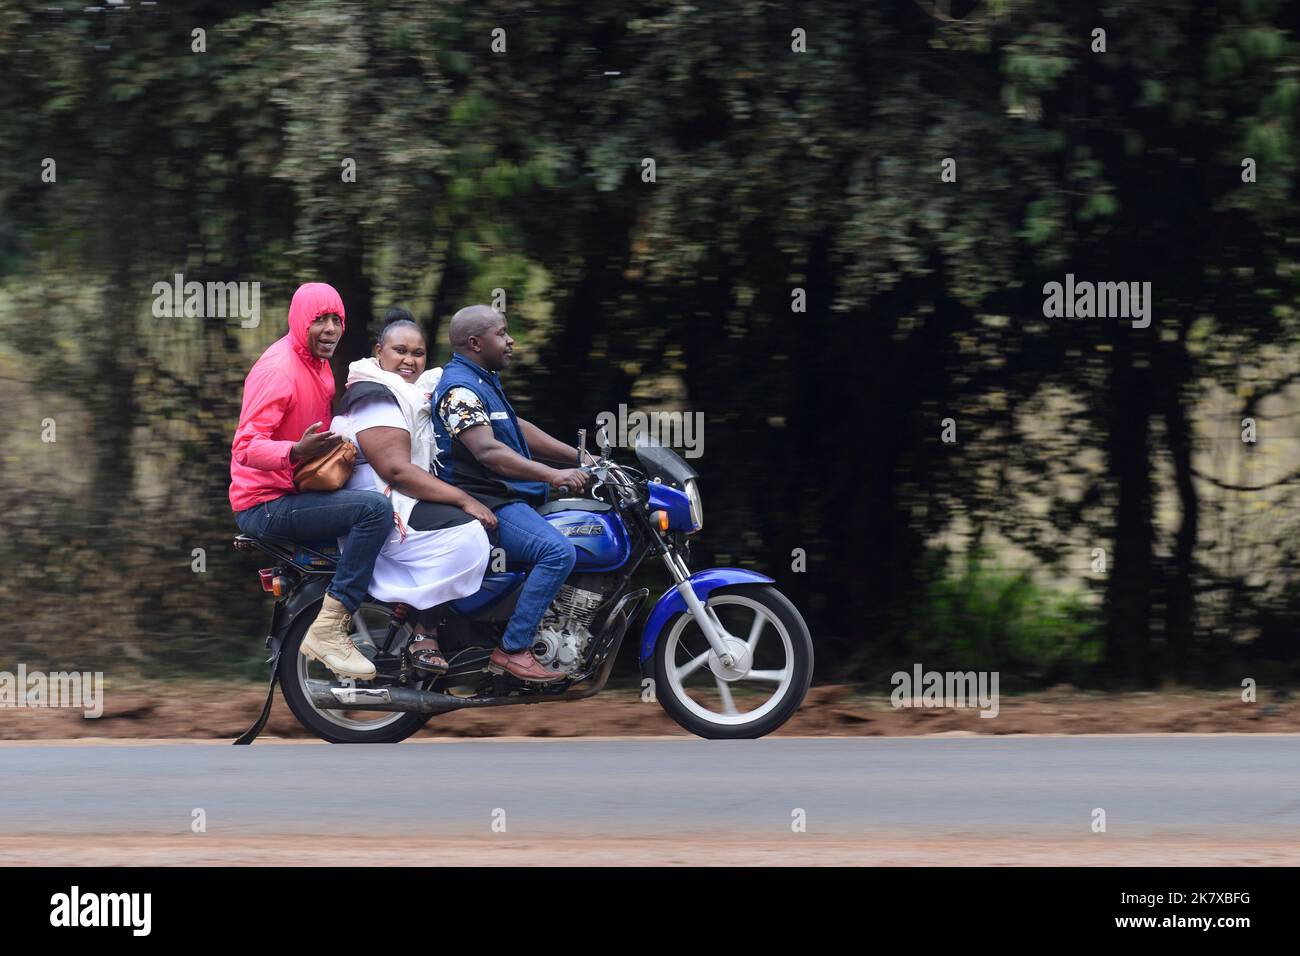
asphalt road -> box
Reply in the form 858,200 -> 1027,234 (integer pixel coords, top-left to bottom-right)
2,736 -> 1298,864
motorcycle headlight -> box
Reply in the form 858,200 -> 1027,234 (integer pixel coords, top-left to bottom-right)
685,478 -> 703,533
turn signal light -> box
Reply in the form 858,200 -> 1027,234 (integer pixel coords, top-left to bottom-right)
652,510 -> 670,532
258,568 -> 284,598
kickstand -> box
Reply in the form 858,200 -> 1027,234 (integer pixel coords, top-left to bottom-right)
234,644 -> 282,746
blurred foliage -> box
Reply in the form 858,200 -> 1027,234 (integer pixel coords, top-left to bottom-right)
1,0 -> 1299,687
903,547 -> 1103,688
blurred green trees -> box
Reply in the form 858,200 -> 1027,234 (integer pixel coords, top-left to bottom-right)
1,0 -> 1298,685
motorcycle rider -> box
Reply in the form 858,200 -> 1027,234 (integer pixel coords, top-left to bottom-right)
230,282 -> 391,681
431,305 -> 593,683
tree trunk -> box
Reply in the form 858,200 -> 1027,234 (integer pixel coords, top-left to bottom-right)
1103,336 -> 1155,684
1160,341 -> 1198,680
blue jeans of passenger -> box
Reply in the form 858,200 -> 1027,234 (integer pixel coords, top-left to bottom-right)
235,489 -> 393,614
494,501 -> 577,652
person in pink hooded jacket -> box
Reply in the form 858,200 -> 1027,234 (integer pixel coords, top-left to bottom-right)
231,282 -> 391,680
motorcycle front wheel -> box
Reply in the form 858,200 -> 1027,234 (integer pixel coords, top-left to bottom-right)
653,584 -> 813,739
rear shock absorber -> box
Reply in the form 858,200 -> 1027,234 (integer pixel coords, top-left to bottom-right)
381,603 -> 411,653
384,603 -> 413,684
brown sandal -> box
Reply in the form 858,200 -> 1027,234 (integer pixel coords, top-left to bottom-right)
407,634 -> 449,676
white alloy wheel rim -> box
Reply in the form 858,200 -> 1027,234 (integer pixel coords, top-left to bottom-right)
663,594 -> 794,726
298,602 -> 407,732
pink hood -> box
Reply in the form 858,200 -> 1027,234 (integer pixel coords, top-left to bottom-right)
229,283 -> 347,511
286,281 -> 347,366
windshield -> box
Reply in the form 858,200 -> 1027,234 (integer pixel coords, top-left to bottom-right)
634,443 -> 698,489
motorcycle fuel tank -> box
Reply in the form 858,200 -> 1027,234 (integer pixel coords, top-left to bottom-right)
543,506 -> 630,572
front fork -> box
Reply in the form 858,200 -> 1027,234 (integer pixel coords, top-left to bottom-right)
658,550 -> 741,668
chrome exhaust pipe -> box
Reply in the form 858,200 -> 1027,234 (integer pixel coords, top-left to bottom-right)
305,679 -> 470,715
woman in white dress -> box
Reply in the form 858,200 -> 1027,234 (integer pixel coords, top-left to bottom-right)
331,315 -> 495,674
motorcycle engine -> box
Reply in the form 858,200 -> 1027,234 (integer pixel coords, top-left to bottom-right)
532,584 -> 606,676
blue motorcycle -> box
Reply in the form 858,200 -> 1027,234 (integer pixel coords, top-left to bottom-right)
233,433 -> 813,743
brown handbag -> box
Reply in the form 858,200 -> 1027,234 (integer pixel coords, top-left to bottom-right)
293,439 -> 358,492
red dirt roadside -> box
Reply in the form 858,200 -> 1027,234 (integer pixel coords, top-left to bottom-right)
2,834 -> 1294,866
0,682 -> 1294,740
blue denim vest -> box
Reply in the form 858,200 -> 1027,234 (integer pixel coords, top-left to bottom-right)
433,353 -> 549,504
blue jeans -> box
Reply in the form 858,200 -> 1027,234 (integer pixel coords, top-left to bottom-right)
235,489 -> 393,613
495,501 -> 577,651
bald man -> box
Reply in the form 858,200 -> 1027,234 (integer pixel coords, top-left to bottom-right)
431,306 -> 593,683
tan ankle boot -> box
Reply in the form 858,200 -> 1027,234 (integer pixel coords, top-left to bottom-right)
299,595 -> 376,680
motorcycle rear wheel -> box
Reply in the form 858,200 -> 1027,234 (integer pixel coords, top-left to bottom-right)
278,598 -> 434,744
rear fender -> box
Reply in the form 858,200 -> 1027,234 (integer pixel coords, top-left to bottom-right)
278,576 -> 331,641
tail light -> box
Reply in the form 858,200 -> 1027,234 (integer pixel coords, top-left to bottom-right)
258,568 -> 285,598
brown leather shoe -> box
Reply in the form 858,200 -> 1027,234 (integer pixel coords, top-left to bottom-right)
489,647 -> 564,683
